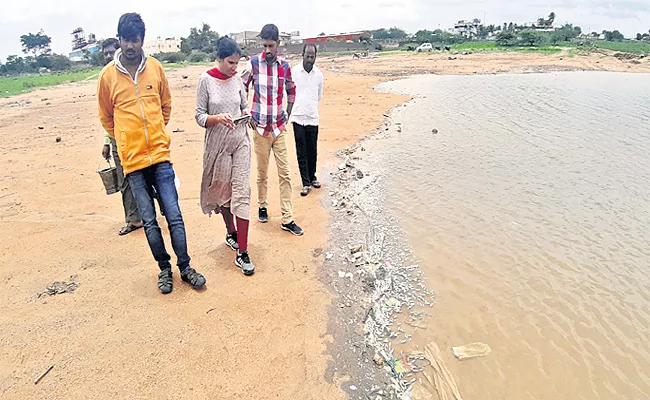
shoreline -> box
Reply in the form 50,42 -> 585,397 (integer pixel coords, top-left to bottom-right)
320,99 -> 436,399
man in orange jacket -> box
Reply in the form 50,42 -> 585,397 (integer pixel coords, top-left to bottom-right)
97,13 -> 205,294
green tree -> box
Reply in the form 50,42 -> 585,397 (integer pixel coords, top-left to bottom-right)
3,55 -> 31,74
368,27 -> 407,39
414,30 -> 435,43
495,31 -> 517,46
20,30 -> 52,56
508,22 -> 514,31
180,23 -> 219,54
153,52 -> 187,63
36,54 -> 72,71
602,30 -> 625,41
188,51 -> 210,62
550,24 -> 581,44
477,25 -> 490,40
519,30 -> 546,46
548,12 -> 556,26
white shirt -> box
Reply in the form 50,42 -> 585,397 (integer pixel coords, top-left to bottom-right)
290,63 -> 324,126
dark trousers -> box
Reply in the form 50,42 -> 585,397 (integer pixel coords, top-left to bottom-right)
110,138 -> 141,224
126,162 -> 190,271
292,123 -> 319,187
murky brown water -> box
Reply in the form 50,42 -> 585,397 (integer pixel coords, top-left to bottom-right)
377,72 -> 650,400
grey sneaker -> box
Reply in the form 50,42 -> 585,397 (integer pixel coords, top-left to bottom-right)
281,221 -> 304,236
225,232 -> 239,251
258,207 -> 269,223
235,251 -> 255,276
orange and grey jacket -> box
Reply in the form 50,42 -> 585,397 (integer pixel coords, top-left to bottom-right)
97,49 -> 172,175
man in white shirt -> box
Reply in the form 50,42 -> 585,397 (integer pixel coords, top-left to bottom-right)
290,43 -> 324,197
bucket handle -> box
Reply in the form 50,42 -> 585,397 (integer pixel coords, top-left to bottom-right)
97,158 -> 115,172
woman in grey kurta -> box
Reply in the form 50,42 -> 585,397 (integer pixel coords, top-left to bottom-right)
195,37 -> 254,275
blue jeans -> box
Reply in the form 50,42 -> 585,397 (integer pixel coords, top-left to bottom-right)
126,162 -> 191,271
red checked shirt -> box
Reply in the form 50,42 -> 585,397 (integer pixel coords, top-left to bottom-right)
241,53 -> 296,138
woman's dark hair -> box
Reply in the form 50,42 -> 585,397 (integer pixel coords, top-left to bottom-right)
117,13 -> 146,41
259,24 -> 279,41
102,38 -> 120,51
216,36 -> 241,59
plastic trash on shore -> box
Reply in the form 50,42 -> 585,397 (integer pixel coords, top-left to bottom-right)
451,342 -> 491,360
424,341 -> 463,400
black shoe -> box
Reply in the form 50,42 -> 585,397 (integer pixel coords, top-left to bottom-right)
300,186 -> 311,197
180,267 -> 206,289
225,232 -> 239,251
258,207 -> 269,223
281,221 -> 304,236
311,180 -> 321,189
158,269 -> 173,294
235,251 -> 255,276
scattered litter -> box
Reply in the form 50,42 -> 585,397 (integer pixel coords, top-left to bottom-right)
452,342 -> 491,360
356,170 -> 364,179
172,128 -> 184,133
424,341 -> 463,400
349,244 -> 363,254
338,271 -> 346,278
34,365 -> 54,385
55,137 -> 62,143
38,280 -> 78,297
350,385 -> 358,391
182,75 -> 189,79
206,308 -> 218,314
373,353 -> 384,366
325,252 -> 334,260
431,128 -> 439,134
38,126 -> 44,130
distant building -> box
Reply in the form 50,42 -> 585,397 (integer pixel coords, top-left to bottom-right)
519,22 -> 556,32
303,31 -> 370,43
143,37 -> 181,54
231,31 -> 261,47
69,43 -> 100,62
70,27 -> 96,51
453,19 -> 481,38
69,27 -> 100,60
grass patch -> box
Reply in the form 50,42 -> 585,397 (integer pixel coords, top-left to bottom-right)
0,69 -> 100,98
451,42 -> 565,54
592,40 -> 650,53
377,42 -> 566,56
162,61 -> 212,69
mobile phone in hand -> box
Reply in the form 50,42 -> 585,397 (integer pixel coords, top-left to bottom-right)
233,115 -> 251,126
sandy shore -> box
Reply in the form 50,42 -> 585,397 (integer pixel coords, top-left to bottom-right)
0,51 -> 647,399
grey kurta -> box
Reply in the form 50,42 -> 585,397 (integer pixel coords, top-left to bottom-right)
195,72 -> 251,219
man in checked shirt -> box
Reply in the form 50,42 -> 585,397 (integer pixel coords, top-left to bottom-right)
242,24 -> 304,236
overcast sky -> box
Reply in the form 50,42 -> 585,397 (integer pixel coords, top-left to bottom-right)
1,0 -> 649,61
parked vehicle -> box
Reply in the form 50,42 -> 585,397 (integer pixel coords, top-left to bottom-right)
416,43 -> 433,52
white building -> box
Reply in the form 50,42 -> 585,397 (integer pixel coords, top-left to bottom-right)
230,31 -> 261,47
143,37 -> 181,54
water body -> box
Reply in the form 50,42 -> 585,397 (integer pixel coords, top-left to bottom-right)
376,72 -> 650,399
